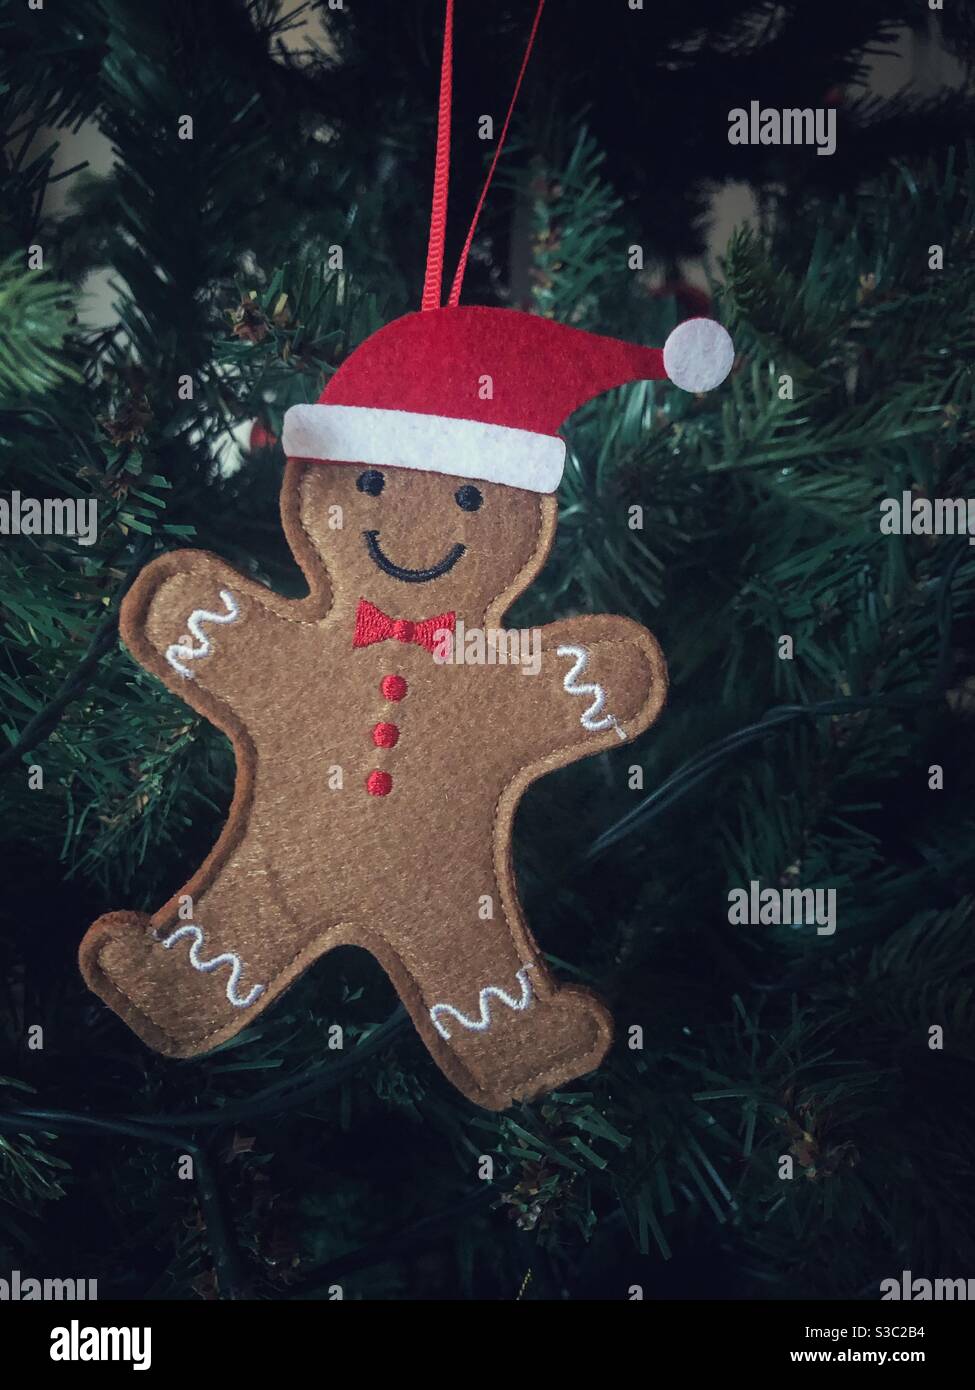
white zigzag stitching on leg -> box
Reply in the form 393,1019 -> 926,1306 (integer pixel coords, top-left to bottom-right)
429,965 -> 535,1040
160,924 -> 266,1008
557,643 -> 627,740
165,589 -> 240,678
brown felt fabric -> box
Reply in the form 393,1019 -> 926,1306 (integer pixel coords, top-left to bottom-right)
79,460 -> 668,1109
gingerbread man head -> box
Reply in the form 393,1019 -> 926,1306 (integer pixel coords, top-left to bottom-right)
290,460 -> 555,626
282,306 -> 734,622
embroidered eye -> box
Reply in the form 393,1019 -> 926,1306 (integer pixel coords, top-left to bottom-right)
357,469 -> 385,496
455,484 -> 483,512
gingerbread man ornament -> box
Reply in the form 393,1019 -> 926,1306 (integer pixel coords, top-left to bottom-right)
80,305 -> 733,1109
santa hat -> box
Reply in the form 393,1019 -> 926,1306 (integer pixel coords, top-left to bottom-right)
282,305 -> 733,494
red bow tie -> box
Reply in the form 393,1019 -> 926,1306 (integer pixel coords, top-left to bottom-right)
353,598 -> 455,653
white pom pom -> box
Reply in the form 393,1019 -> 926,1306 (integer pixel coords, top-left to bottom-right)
662,318 -> 735,393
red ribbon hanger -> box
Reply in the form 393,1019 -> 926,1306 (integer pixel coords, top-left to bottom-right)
421,0 -> 547,313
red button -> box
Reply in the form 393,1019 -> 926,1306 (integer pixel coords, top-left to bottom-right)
391,619 -> 415,642
366,770 -> 393,796
381,675 -> 408,702
372,721 -> 399,748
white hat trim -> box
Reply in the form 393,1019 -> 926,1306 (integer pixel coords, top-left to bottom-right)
282,403 -> 566,493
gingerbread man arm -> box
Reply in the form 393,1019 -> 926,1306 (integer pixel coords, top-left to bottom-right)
119,548 -> 328,718
492,613 -> 668,768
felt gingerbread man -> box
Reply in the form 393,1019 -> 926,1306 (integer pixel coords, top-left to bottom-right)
80,305 -> 733,1109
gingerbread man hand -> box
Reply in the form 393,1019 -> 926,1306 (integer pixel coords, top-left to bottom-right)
122,548 -> 328,719
485,614 -> 667,768
80,305 -> 731,1109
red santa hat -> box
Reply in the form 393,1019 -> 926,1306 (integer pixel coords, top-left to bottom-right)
282,305 -> 734,494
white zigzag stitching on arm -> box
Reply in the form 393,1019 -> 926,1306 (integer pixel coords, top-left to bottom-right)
160,924 -> 265,1008
165,589 -> 240,678
556,643 -> 627,741
429,966 -> 535,1041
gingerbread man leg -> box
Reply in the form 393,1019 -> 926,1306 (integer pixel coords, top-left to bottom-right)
80,840 -> 345,1057
355,881 -> 612,1111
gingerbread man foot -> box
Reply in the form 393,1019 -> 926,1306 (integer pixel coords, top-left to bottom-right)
80,910 -> 197,1056
427,978 -> 613,1110
82,908 -> 268,1058
81,886 -> 319,1059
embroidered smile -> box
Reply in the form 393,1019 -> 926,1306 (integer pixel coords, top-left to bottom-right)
363,530 -> 466,584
